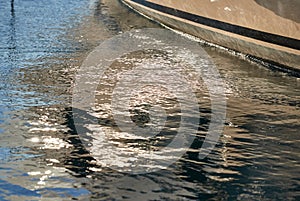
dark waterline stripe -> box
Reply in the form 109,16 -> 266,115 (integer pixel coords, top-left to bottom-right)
129,0 -> 300,50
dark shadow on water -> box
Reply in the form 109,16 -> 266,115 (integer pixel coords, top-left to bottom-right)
8,0 -> 17,62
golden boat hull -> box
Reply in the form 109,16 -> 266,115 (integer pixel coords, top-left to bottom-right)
122,0 -> 300,72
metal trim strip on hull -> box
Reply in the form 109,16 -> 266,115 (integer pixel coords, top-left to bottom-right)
129,0 -> 300,51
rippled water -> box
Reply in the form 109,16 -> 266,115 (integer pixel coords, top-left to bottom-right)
0,0 -> 299,200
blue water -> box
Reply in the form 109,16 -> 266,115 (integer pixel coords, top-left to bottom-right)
0,0 -> 89,111
0,0 -> 299,200
0,0 -> 92,200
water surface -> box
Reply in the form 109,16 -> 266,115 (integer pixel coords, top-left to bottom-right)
0,0 -> 299,200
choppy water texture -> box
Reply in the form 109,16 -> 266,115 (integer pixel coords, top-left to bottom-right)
0,0 -> 299,200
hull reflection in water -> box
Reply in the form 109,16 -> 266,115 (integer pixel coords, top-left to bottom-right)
122,0 -> 300,74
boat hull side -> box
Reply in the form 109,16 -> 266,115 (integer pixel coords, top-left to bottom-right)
122,0 -> 300,72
